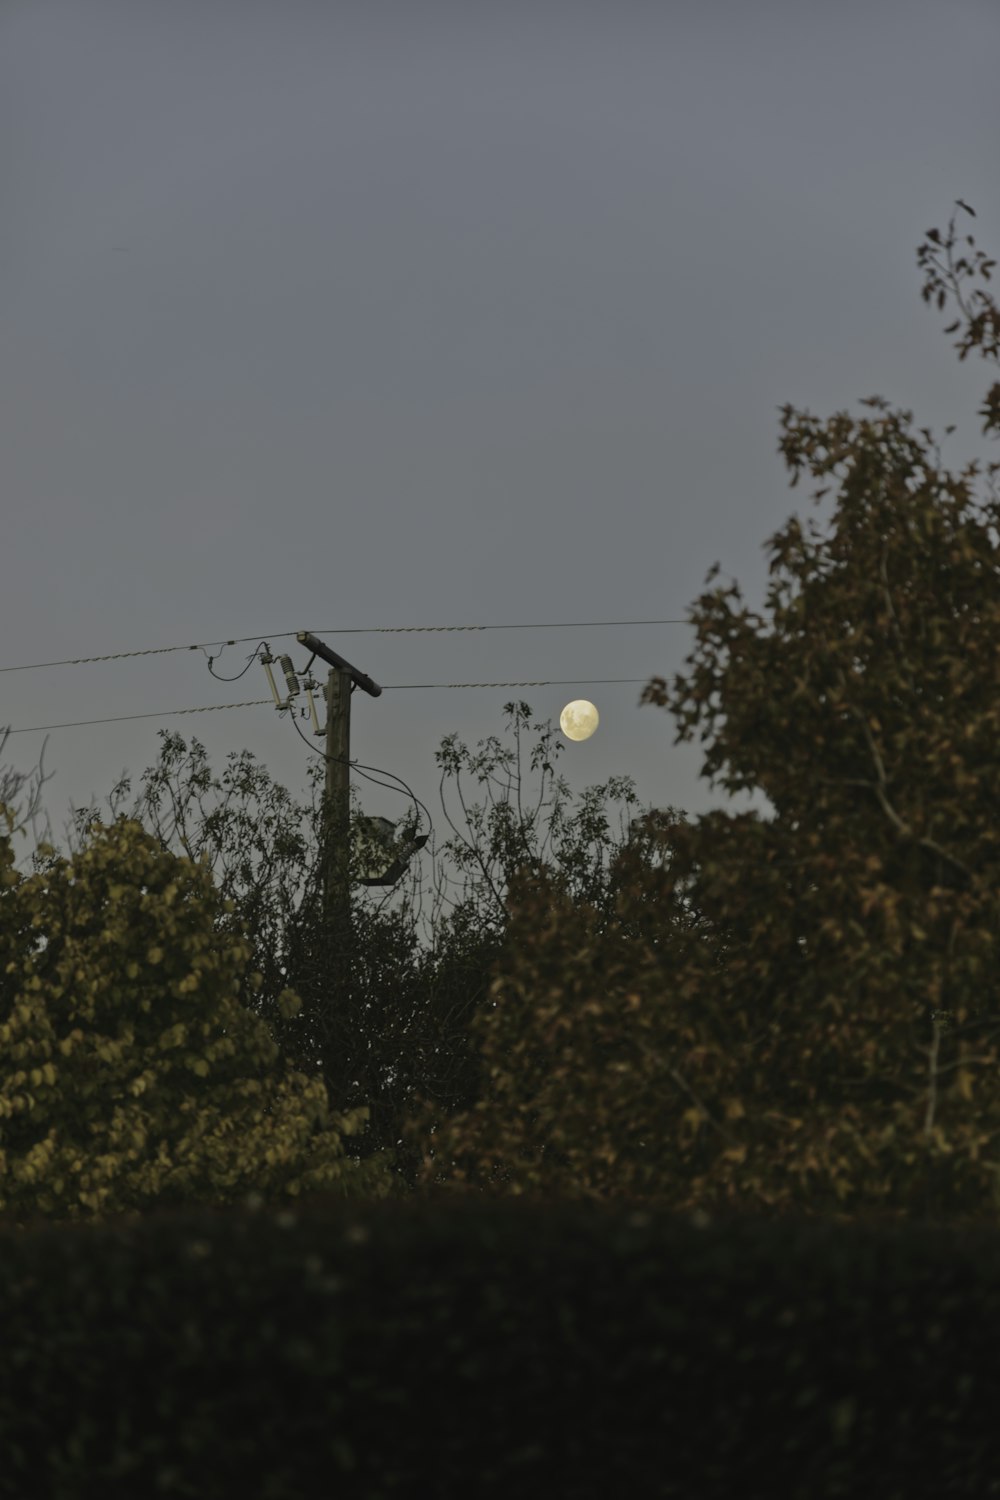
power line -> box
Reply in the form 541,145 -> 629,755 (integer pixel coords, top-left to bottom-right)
2,701 -> 273,734
1,679 -> 655,736
335,619 -> 688,633
383,679 -> 651,689
0,619 -> 690,675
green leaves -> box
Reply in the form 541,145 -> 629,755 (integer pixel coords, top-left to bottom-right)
0,816 -> 395,1229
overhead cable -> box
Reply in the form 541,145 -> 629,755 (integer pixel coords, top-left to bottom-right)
2,678 -> 655,735
0,619 -> 689,675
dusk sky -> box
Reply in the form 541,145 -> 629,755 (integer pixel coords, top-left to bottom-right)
3,0 -> 998,897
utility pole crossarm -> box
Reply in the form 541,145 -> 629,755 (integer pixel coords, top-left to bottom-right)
296,632 -> 382,698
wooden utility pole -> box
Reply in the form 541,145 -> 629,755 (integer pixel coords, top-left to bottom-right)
292,632 -> 382,985
323,666 -> 352,947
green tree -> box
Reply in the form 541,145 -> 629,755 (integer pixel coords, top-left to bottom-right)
400,817 -> 716,1203
0,802 -> 394,1231
373,703 -> 676,1185
218,701 -> 666,1190
409,201 -> 1000,1227
8,704 -> 673,1197
52,729 -> 325,1051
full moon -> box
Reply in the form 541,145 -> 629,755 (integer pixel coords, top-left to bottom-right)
559,699 -> 599,742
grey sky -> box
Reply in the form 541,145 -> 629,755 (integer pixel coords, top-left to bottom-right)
2,0 -> 998,889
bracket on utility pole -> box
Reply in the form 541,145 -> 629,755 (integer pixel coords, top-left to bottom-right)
295,632 -> 382,698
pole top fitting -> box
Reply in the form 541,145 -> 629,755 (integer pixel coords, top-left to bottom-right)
296,632 -> 382,697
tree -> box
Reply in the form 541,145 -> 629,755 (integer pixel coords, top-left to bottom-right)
374,704 -> 679,1186
409,201 -> 1000,1227
0,804 -> 395,1231
7,705 -> 673,1197
205,701 -> 670,1191
0,728 -> 60,874
400,818 -> 717,1203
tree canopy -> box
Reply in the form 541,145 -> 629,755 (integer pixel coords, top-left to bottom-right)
407,201 -> 1000,1227
6,202 -> 996,1228
2,703 -> 668,1200
0,805 -> 394,1230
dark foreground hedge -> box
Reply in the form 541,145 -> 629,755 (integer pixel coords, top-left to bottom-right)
1,1192 -> 998,1499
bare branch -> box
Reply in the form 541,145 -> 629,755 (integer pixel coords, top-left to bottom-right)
831,668 -> 976,886
923,1014 -> 943,1139
878,541 -> 917,695
665,1063 -> 743,1147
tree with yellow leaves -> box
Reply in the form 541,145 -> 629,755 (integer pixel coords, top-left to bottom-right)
0,801 -> 395,1230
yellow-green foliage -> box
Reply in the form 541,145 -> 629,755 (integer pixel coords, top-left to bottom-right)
403,862 -> 739,1210
406,847 -> 1000,1225
404,200 -> 1000,1227
0,809 -> 394,1229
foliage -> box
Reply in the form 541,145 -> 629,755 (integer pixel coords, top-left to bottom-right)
5,704 -> 669,1196
0,727 -> 60,872
0,804 -> 394,1230
401,825 -> 717,1203
54,729 -> 323,1028
242,702 -> 668,1189
431,701 -> 644,931
409,201 -> 1000,1226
